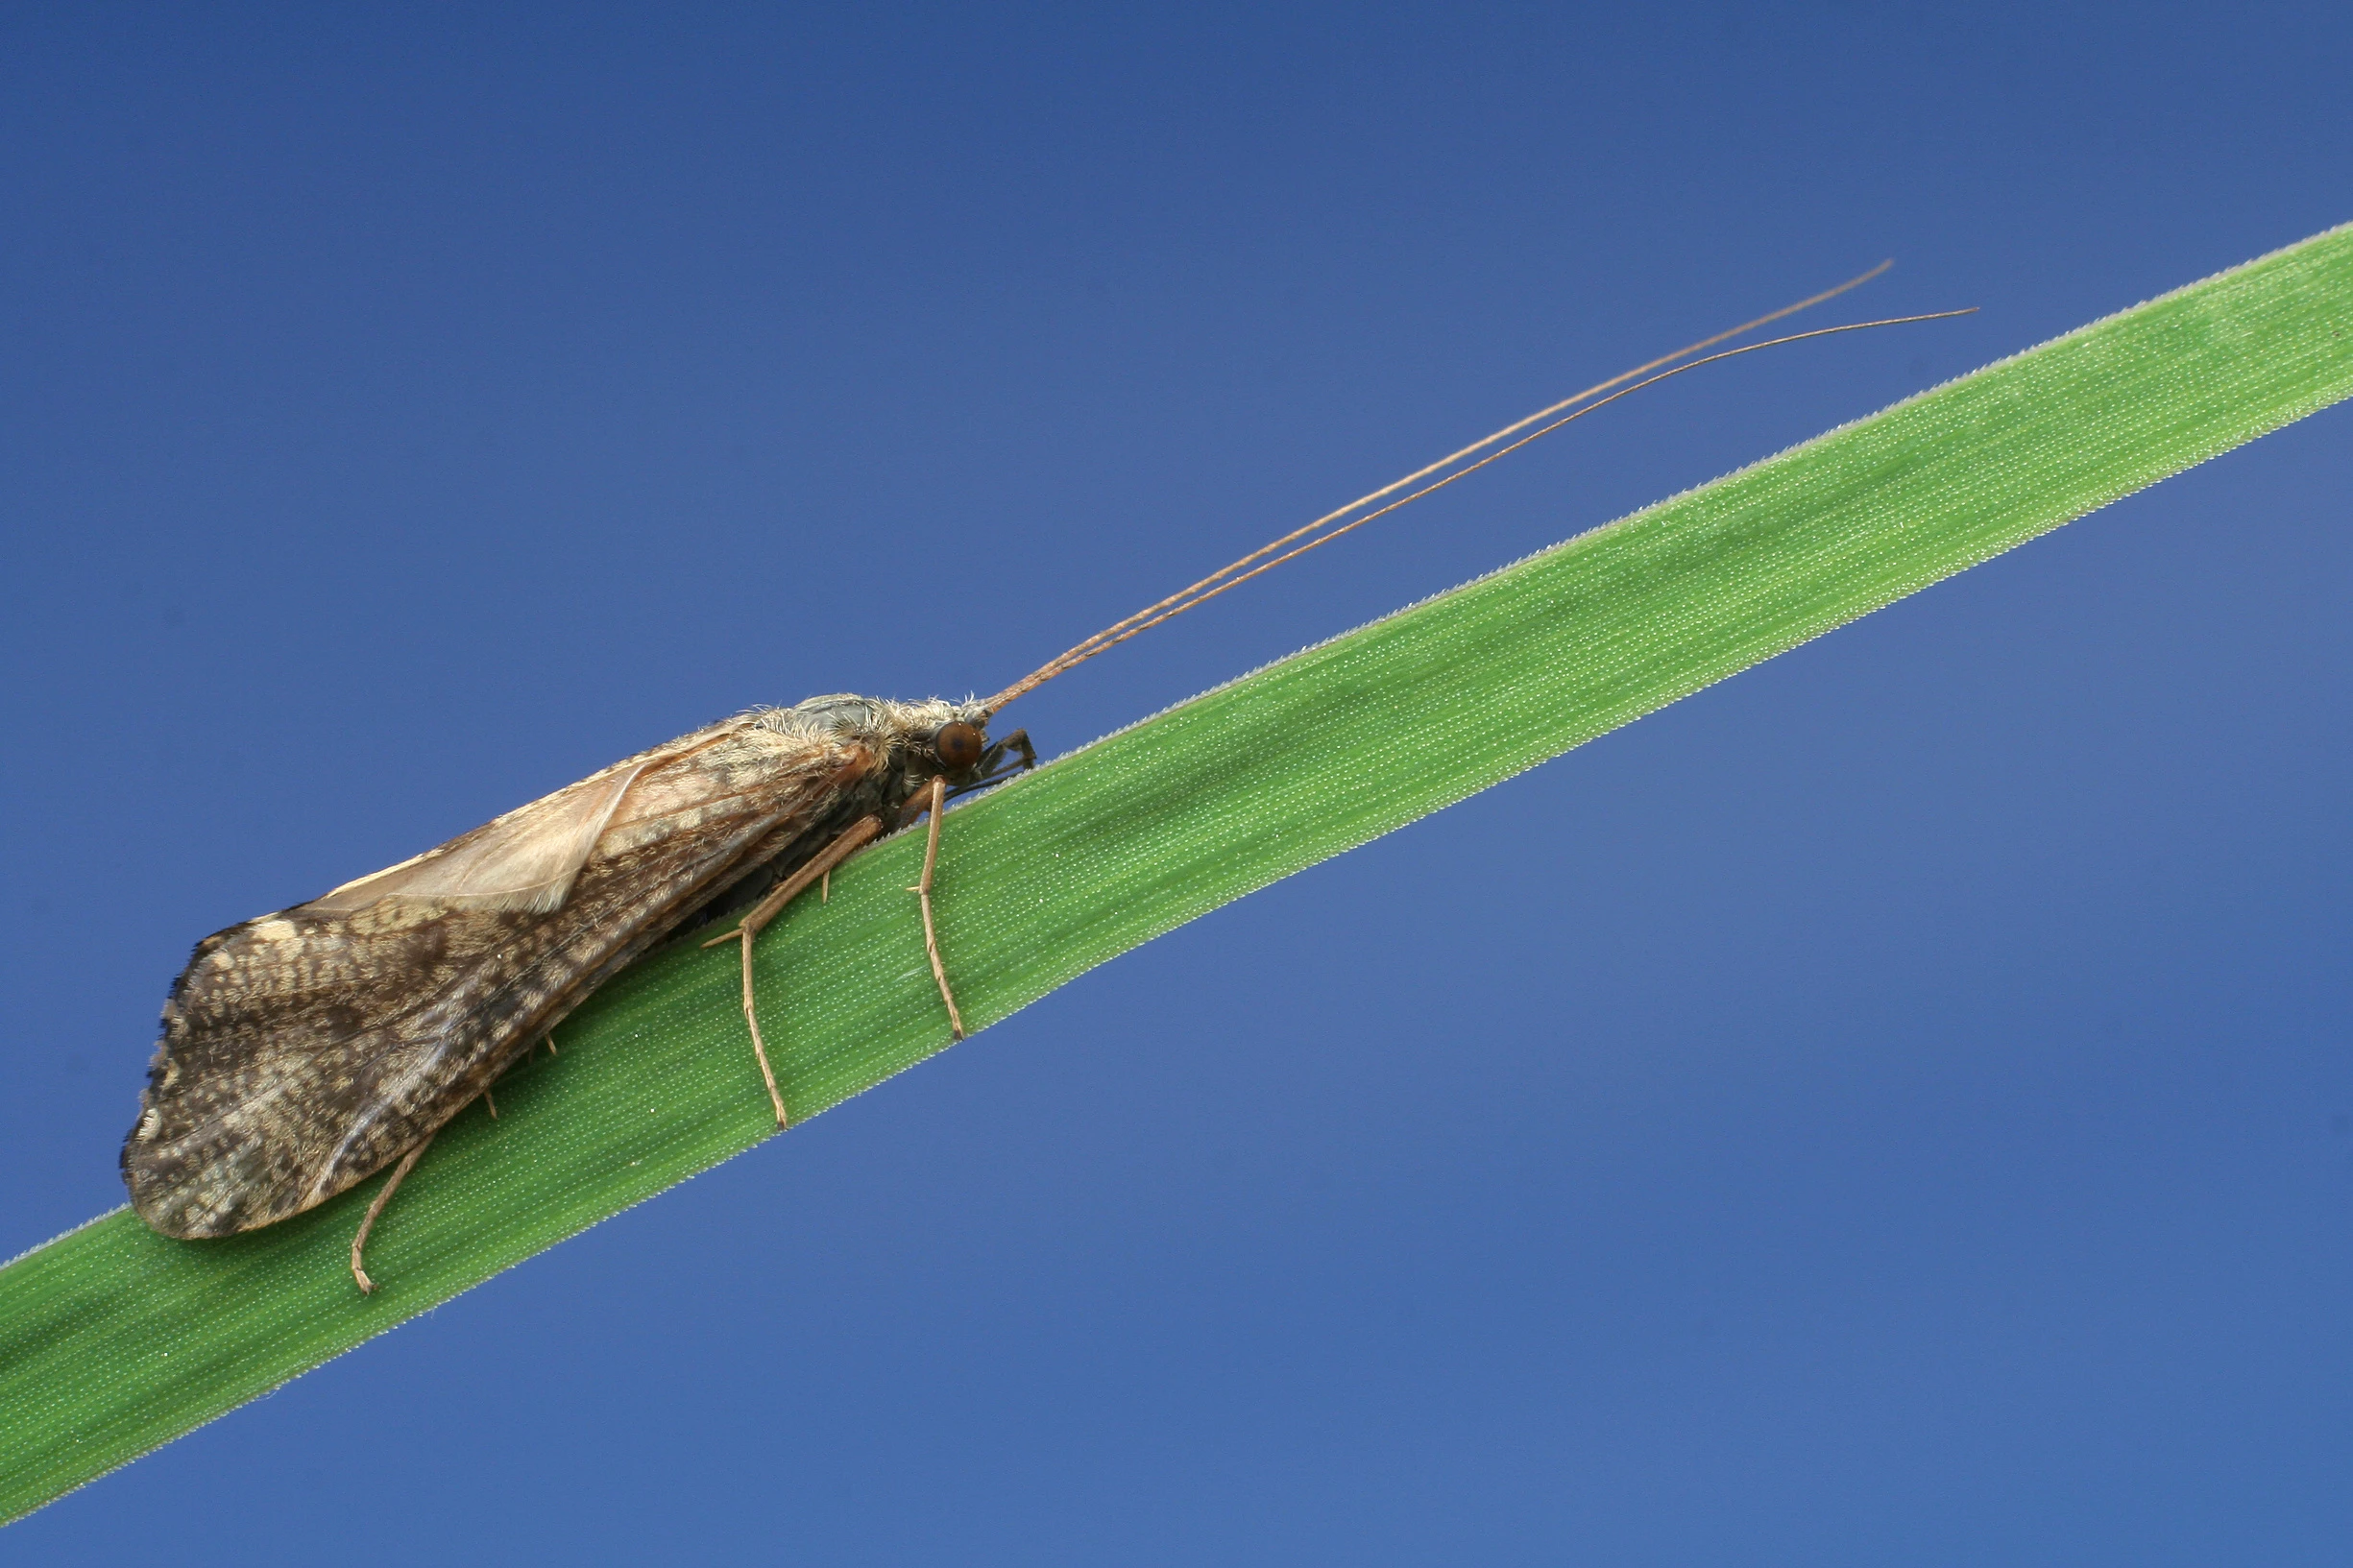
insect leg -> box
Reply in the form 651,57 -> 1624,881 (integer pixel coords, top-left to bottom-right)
946,730 -> 1037,801
703,814 -> 885,1128
351,1133 -> 435,1295
711,815 -> 884,950
983,728 -> 1036,776
910,775 -> 967,1041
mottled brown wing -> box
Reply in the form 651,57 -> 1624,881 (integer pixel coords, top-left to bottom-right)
124,717 -> 875,1239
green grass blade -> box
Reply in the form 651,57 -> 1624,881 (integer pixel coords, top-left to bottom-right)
6,223 -> 2350,1522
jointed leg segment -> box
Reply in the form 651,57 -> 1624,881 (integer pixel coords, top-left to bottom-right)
352,1134 -> 434,1294
909,775 -> 966,1041
703,814 -> 884,1127
702,770 -> 982,1130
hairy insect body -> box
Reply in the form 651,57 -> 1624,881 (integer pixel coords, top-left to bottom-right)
125,696 -> 1005,1242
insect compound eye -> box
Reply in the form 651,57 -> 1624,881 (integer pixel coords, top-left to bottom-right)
933,721 -> 983,770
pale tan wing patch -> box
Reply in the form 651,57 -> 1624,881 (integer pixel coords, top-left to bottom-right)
305,760 -> 656,915
300,718 -> 753,917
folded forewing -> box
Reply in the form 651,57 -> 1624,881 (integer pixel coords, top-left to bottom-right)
126,718 -> 875,1238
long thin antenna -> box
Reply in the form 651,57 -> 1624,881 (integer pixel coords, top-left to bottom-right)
986,277 -> 1964,714
996,262 -> 1895,709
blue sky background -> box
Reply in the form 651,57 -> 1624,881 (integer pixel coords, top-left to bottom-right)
3,5 -> 2349,1562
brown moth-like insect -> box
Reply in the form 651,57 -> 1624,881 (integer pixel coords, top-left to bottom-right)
124,697 -> 1032,1289
123,269 -> 1969,1292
